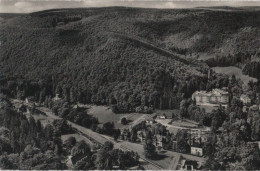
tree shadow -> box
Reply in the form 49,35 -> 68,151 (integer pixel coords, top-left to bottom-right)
150,154 -> 168,161
159,150 -> 167,154
127,119 -> 133,124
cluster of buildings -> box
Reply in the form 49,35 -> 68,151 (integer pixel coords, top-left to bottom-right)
192,88 -> 229,107
120,126 -> 165,150
122,117 -> 209,157
192,88 -> 260,114
240,94 -> 260,112
189,129 -> 210,156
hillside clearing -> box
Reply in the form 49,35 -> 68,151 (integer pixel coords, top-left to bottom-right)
212,66 -> 257,84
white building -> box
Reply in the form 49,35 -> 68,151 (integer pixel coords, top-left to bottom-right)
54,93 -> 61,101
146,118 -> 155,125
192,88 -> 229,106
190,146 -> 203,156
159,114 -> 166,119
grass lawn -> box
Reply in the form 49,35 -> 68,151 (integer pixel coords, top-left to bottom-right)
171,120 -> 198,128
87,105 -> 142,129
212,66 -> 257,84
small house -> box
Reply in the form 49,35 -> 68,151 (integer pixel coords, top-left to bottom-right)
190,145 -> 203,156
172,140 -> 177,151
54,93 -> 61,101
155,135 -> 163,147
120,129 -> 130,141
25,98 -> 29,104
240,94 -> 251,105
146,118 -> 155,125
137,131 -> 145,143
159,114 -> 167,119
178,159 -> 198,171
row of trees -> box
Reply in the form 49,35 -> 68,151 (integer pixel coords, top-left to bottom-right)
243,61 -> 260,79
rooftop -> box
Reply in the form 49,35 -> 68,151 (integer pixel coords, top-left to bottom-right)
193,88 -> 228,97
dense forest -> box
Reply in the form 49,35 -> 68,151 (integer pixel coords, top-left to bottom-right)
1,7 -> 260,112
243,61 -> 260,79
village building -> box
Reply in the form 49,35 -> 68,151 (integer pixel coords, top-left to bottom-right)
240,94 -> 251,105
190,129 -> 210,144
192,88 -> 229,106
172,140 -> 177,151
25,97 -> 30,105
159,113 -> 167,119
153,135 -> 164,148
178,158 -> 199,171
190,145 -> 203,156
145,118 -> 155,125
54,93 -> 61,101
158,112 -> 173,119
120,129 -> 130,141
137,130 -> 146,143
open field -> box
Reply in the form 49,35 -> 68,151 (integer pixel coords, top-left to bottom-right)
212,66 -> 257,84
87,105 -> 150,129
171,120 -> 198,128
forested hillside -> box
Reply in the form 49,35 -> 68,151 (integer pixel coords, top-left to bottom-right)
0,7 -> 259,111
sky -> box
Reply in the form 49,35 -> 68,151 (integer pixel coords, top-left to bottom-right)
0,0 -> 259,13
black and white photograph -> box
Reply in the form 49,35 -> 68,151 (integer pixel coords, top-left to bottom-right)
0,0 -> 260,170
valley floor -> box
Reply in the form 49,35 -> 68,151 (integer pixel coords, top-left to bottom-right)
11,99 -> 207,170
